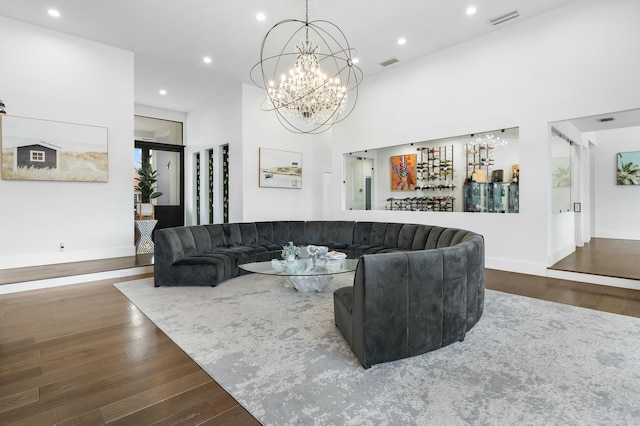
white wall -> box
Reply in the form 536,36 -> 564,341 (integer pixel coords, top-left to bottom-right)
240,84 -> 333,222
331,0 -> 640,275
0,16 -> 134,269
186,85 -> 243,224
186,84 -> 332,224
592,126 -> 640,240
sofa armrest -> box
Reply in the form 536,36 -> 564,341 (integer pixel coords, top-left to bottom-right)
154,228 -> 185,286
352,252 -> 409,368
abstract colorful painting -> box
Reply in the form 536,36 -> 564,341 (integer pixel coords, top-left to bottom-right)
390,154 -> 416,191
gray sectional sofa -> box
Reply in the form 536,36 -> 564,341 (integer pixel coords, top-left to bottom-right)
154,220 -> 485,368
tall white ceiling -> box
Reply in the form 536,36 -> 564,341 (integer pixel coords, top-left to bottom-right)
0,0 -> 580,112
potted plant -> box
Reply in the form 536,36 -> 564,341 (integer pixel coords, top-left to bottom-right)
281,241 -> 300,261
135,164 -> 163,218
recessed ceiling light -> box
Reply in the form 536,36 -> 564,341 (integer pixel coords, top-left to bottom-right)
48,9 -> 60,18
256,12 -> 266,21
466,6 -> 477,15
397,38 -> 407,46
203,56 -> 212,64
159,89 -> 167,96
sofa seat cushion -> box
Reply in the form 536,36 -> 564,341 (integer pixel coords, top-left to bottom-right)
326,242 -> 349,249
333,286 -> 354,346
377,248 -> 403,253
209,246 -> 264,259
171,256 -> 226,286
194,253 -> 238,278
260,243 -> 283,252
210,246 -> 271,264
348,245 -> 388,254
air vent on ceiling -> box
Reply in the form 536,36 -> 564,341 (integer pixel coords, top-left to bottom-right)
598,117 -> 615,123
380,58 -> 399,67
488,10 -> 520,26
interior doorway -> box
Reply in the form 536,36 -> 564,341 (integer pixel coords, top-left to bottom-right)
135,141 -> 184,230
134,115 -> 185,231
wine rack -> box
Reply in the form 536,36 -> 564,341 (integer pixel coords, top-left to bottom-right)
416,145 -> 454,187
385,195 -> 455,212
465,142 -> 494,182
412,145 -> 455,212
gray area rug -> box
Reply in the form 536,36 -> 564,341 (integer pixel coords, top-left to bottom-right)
115,275 -> 640,425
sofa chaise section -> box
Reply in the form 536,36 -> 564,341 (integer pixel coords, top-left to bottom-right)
333,230 -> 485,368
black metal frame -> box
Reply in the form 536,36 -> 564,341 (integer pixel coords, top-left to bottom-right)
135,140 -> 185,230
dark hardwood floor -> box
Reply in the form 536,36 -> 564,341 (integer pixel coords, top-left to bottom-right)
0,274 -> 259,425
549,237 -> 640,280
1,239 -> 639,425
0,254 -> 154,286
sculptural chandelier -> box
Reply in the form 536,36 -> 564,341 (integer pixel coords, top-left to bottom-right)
251,0 -> 363,134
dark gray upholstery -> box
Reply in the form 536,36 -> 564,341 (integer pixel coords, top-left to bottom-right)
153,221 -> 484,368
334,230 -> 485,368
155,220 -> 356,288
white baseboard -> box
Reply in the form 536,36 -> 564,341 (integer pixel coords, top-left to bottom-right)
546,269 -> 640,291
0,246 -> 136,270
0,265 -> 153,295
485,257 -> 548,277
486,257 -> 640,290
548,243 -> 576,266
595,232 -> 640,241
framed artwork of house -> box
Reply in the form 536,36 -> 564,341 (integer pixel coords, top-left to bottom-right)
1,115 -> 108,182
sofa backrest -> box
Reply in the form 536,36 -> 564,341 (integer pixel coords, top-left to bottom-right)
223,223 -> 242,246
190,226 -> 213,253
205,224 -> 227,248
397,224 -> 418,250
256,222 -> 275,246
350,233 -> 484,367
156,221 -> 476,256
239,223 -> 259,246
306,221 -> 355,247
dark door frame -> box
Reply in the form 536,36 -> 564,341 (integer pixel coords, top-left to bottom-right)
135,140 -> 185,230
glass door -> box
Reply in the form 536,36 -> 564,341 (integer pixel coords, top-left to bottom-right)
135,141 -> 184,230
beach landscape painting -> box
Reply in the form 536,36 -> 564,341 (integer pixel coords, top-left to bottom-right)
1,115 -> 108,182
259,147 -> 302,188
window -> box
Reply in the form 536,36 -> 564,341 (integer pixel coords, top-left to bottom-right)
343,127 -> 520,213
30,150 -> 45,162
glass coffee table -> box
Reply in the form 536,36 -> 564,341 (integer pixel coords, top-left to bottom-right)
238,250 -> 360,293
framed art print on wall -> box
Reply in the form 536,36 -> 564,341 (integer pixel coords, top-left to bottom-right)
259,147 -> 302,188
617,151 -> 640,185
390,153 -> 416,191
1,115 -> 108,182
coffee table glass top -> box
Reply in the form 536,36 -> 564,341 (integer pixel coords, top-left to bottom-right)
238,251 -> 360,277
